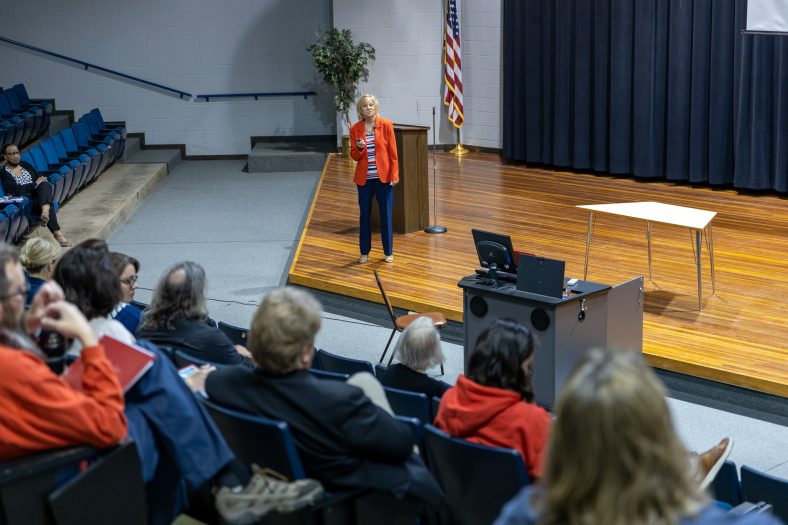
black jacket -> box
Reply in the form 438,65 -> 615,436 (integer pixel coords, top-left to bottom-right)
380,363 -> 450,400
1,160 -> 39,196
137,318 -> 245,365
205,366 -> 417,492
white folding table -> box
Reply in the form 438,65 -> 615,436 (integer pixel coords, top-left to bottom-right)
577,202 -> 717,310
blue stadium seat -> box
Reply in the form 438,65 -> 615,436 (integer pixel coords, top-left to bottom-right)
217,321 -> 248,347
50,133 -> 89,197
78,113 -> 118,162
3,88 -> 42,138
384,386 -> 431,424
10,84 -> 52,133
72,122 -> 111,179
314,348 -> 374,376
741,465 -> 788,522
38,139 -> 77,204
25,145 -> 67,206
422,424 -> 529,525
309,368 -> 350,382
0,213 -> 10,243
59,128 -> 99,185
0,93 -> 28,145
711,460 -> 743,507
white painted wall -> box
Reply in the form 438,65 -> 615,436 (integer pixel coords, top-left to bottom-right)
332,0 -> 502,149
0,0 -> 335,155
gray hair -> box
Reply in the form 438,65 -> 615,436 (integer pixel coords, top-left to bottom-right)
139,261 -> 208,331
394,317 -> 444,371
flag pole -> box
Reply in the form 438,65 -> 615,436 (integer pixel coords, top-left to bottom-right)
425,106 -> 447,234
449,126 -> 468,157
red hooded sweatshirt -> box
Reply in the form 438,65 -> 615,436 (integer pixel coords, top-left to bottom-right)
434,375 -> 552,479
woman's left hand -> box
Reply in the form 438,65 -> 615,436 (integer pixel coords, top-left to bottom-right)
390,180 -> 399,186
35,176 -> 47,186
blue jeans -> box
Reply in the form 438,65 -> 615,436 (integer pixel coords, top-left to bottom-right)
357,179 -> 394,256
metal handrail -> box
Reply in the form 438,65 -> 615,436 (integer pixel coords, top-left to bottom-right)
0,35 -> 315,101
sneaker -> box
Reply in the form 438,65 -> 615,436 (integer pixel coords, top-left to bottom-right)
692,437 -> 733,490
215,465 -> 324,525
358,254 -> 369,264
384,255 -> 394,263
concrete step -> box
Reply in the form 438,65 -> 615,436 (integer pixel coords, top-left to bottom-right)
125,147 -> 182,173
247,141 -> 332,173
50,161 -> 170,246
119,136 -> 141,163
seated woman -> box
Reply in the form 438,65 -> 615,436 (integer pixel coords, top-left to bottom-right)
20,235 -> 60,307
137,261 -> 249,365
434,319 -> 552,480
494,349 -> 777,525
51,239 -> 320,525
108,252 -> 143,333
380,317 -> 450,400
2,144 -> 70,247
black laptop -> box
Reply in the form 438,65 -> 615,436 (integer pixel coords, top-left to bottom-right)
516,255 -> 565,299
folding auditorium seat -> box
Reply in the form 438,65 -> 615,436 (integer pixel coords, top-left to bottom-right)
10,84 -> 52,134
31,142 -> 72,205
0,91 -> 37,144
0,93 -> 28,146
85,108 -> 126,160
3,87 -> 43,139
50,133 -> 89,198
0,213 -> 10,243
79,113 -> 120,163
59,127 -> 100,188
89,108 -> 127,142
25,143 -> 69,205
0,203 -> 25,244
72,122 -> 111,180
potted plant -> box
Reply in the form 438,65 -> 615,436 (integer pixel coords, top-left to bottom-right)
308,28 -> 375,156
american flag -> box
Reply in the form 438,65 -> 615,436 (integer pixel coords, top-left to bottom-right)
444,0 -> 463,127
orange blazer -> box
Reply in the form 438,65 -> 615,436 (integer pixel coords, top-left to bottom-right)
349,117 -> 399,186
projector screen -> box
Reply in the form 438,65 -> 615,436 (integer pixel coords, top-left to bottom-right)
746,0 -> 788,33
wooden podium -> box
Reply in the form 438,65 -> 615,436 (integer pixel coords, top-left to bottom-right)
371,124 -> 429,233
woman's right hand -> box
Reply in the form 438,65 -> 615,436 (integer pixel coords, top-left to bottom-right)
356,138 -> 365,150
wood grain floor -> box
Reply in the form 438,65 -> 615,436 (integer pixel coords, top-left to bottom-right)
289,153 -> 788,397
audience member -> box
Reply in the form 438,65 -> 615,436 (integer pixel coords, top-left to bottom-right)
51,240 -> 322,525
108,252 -> 143,333
205,287 -> 446,518
434,319 -> 552,480
381,316 -> 450,399
1,144 -> 71,246
20,235 -> 60,307
0,243 -> 126,459
137,261 -> 250,365
494,348 -> 782,525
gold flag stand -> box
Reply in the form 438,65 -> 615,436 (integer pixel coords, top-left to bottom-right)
449,126 -> 468,156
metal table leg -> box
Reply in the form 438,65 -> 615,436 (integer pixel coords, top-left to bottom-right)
646,221 -> 653,281
695,229 -> 702,310
706,222 -> 716,294
583,211 -> 594,280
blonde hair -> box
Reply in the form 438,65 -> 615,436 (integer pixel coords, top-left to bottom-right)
20,236 -> 60,274
535,348 -> 706,525
249,287 -> 322,374
356,94 -> 380,121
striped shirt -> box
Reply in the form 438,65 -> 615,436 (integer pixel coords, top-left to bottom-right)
365,132 -> 378,180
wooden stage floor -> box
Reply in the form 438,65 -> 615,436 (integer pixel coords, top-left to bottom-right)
289,153 -> 788,397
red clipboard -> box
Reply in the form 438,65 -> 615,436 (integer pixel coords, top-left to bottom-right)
62,335 -> 155,393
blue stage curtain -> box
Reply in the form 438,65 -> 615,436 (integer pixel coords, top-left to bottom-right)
503,0 -> 788,192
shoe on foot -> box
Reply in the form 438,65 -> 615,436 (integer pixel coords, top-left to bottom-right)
692,437 -> 733,490
384,255 -> 394,263
358,254 -> 369,264
54,235 -> 72,248
215,465 -> 324,525
39,213 -> 49,225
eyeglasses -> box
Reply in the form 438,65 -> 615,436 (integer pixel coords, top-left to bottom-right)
0,285 -> 29,300
120,275 -> 138,286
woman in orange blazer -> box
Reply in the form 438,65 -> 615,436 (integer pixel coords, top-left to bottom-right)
349,94 -> 399,263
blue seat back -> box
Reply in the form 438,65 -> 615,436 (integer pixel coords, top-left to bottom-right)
201,399 -> 306,479
39,140 -> 60,165
309,368 -> 350,382
28,145 -> 50,172
51,133 -> 70,158
20,150 -> 35,167
11,84 -> 30,106
422,424 -> 529,525
374,363 -> 388,379
60,128 -> 80,152
711,460 -> 742,507
172,349 -> 225,369
217,321 -> 248,347
741,465 -> 788,522
73,122 -> 99,149
315,348 -> 374,376
0,93 -> 21,120
384,386 -> 431,424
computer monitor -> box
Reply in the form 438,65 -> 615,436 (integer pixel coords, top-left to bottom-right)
516,254 -> 566,299
472,229 -> 517,272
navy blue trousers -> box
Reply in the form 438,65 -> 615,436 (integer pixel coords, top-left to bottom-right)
357,179 -> 394,256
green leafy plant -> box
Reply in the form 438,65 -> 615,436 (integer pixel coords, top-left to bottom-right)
307,28 -> 376,131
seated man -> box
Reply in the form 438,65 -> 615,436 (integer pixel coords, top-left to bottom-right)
0,242 -> 320,525
205,287 -> 446,516
137,261 -> 250,365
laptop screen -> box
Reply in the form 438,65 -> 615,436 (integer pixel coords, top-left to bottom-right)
516,255 -> 565,298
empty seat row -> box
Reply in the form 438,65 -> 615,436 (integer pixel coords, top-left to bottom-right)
0,84 -> 52,150
0,108 -> 126,244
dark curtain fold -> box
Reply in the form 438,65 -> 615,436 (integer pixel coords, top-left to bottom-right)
503,0 -> 788,192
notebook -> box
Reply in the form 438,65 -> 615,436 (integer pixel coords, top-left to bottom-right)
62,335 -> 156,393
516,254 -> 566,299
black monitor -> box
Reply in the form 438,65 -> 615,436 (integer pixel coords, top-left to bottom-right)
472,229 -> 516,272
